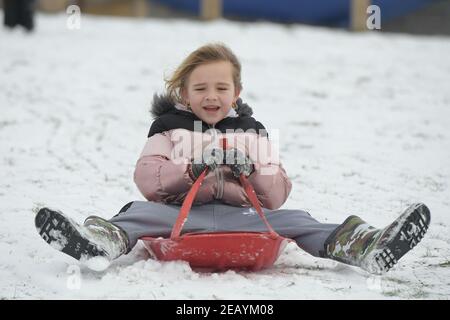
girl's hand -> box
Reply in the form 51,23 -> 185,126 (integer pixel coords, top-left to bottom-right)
189,147 -> 224,180
224,148 -> 255,178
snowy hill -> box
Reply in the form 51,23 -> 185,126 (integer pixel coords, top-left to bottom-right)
1,12 -> 449,299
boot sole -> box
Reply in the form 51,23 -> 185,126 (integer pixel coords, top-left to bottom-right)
369,203 -> 431,274
35,207 -> 107,261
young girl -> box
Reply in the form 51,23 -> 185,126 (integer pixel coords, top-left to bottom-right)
35,43 -> 430,274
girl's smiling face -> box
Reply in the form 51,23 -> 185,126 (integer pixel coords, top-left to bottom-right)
182,61 -> 240,126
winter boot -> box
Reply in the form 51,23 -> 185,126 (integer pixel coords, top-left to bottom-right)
323,203 -> 430,274
35,207 -> 129,271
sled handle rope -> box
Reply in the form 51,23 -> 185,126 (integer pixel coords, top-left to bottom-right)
238,174 -> 278,238
170,138 -> 279,240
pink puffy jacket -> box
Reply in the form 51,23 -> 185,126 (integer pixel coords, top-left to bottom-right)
133,95 -> 292,210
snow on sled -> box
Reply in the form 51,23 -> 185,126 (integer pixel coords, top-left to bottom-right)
141,140 -> 291,271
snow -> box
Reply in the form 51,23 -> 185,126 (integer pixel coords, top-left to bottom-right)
81,256 -> 111,273
1,12 -> 450,299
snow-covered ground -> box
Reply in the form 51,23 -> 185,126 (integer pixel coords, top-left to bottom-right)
1,12 -> 450,300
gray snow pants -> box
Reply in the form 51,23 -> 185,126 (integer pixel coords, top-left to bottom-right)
109,201 -> 339,258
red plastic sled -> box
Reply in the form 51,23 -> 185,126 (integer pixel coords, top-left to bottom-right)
141,139 -> 290,271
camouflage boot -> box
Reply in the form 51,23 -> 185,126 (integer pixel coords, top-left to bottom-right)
323,203 -> 430,274
84,215 -> 129,260
35,208 -> 129,271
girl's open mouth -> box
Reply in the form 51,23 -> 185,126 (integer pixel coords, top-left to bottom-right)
203,106 -> 220,112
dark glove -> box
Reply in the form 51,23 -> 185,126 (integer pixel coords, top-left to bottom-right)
224,148 -> 255,178
189,147 -> 224,180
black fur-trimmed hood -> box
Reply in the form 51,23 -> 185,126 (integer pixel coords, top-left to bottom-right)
150,94 -> 254,118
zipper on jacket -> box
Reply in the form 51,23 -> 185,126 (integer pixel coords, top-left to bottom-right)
208,124 -> 224,200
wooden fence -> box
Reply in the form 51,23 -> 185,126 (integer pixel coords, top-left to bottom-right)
37,0 -> 373,30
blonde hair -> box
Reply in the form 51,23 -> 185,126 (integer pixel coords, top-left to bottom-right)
165,43 -> 242,103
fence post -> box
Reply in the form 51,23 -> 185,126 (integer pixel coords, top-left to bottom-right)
38,0 -> 68,12
351,0 -> 371,31
132,0 -> 149,17
201,0 -> 222,20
